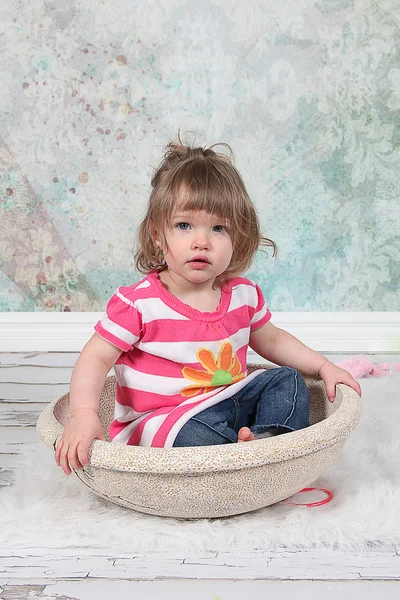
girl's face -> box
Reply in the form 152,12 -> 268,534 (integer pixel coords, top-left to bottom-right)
155,209 -> 233,290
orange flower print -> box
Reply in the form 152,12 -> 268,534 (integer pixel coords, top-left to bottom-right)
181,342 -> 246,398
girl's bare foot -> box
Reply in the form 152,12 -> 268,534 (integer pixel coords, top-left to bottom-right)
237,427 -> 257,442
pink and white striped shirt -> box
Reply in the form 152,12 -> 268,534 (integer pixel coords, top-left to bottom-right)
94,270 -> 271,448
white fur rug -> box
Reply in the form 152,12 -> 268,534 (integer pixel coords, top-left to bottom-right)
1,373 -> 399,553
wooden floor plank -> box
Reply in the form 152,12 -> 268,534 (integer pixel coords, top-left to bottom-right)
0,579 -> 399,600
0,367 -> 72,385
0,548 -> 399,581
0,404 -> 46,427
0,383 -> 70,403
0,353 -> 79,368
0,428 -> 40,454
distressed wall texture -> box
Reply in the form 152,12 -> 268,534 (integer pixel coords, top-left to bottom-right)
0,0 -> 399,312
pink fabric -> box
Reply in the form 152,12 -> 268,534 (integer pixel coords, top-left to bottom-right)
94,270 -> 271,448
334,355 -> 400,378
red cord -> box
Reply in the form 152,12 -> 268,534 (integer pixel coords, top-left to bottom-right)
282,487 -> 334,507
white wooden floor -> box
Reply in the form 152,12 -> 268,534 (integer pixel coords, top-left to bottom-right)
1,352 -> 399,600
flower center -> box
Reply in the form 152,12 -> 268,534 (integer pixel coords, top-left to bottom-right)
210,370 -> 233,386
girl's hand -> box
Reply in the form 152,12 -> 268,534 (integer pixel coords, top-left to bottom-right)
55,408 -> 106,476
318,361 -> 362,403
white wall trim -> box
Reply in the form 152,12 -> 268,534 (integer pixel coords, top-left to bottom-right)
0,312 -> 399,353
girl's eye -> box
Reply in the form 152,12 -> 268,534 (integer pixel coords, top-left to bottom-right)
176,222 -> 190,230
174,222 -> 227,233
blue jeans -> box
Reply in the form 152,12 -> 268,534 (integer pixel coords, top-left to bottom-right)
173,367 -> 310,447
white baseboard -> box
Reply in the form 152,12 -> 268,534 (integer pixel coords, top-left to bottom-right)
0,312 -> 399,353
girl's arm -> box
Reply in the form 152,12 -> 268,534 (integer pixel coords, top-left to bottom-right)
69,333 -> 123,416
249,322 -> 362,401
55,333 -> 123,475
249,322 -> 327,376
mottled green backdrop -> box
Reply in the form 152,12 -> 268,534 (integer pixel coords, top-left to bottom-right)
0,0 -> 399,312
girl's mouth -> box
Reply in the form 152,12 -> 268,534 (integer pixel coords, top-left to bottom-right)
189,256 -> 210,264
188,258 -> 210,269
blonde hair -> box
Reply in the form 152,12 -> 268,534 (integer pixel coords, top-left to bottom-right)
135,139 -> 277,287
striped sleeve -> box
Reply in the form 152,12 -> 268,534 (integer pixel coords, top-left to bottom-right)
249,283 -> 272,331
94,287 -> 142,352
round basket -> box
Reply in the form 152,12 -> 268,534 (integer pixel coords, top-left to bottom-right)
36,365 -> 362,518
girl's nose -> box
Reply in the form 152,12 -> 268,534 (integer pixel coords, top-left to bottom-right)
191,233 -> 209,249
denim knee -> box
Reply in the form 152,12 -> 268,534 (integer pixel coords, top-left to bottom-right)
258,366 -> 310,431
289,368 -> 310,404
275,366 -> 309,402
287,367 -> 310,427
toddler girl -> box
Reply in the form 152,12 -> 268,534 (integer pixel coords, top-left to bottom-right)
56,141 -> 362,475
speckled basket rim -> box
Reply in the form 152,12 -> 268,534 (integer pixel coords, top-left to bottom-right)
37,379 -> 362,475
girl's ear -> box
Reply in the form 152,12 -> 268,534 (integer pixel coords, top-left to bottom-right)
148,220 -> 160,247
149,221 -> 163,250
